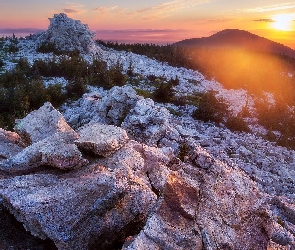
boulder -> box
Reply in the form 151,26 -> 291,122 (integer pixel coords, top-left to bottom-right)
75,123 -> 129,157
14,102 -> 76,144
122,98 -> 180,148
106,140 -> 173,193
124,152 -> 274,249
0,132 -> 87,173
97,86 -> 142,125
0,128 -> 25,161
0,164 -> 156,249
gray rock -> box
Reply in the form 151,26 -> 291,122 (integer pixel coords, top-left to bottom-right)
14,102 -> 76,144
189,145 -> 216,169
75,123 -> 129,157
0,165 -> 156,249
98,86 -> 142,126
0,128 -> 25,161
0,132 -> 87,173
122,98 -> 180,147
36,13 -> 98,54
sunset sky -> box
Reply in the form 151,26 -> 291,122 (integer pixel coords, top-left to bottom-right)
1,0 -> 295,48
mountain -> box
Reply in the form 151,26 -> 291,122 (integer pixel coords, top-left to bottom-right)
0,14 -> 295,249
174,29 -> 295,58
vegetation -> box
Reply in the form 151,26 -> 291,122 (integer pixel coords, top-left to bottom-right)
192,91 -> 229,123
98,40 -> 295,149
36,42 -> 80,57
225,116 -> 250,133
0,54 -> 128,130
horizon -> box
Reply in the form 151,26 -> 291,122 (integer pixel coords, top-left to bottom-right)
1,1 -> 295,49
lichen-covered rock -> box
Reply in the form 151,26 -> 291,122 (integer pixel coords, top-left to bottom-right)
0,129 -> 25,161
189,145 -> 216,169
124,151 -> 275,250
0,163 -> 157,249
122,98 -> 180,148
14,102 -> 76,144
97,86 -> 142,126
75,123 -> 129,157
62,86 -> 141,128
0,132 -> 87,173
36,13 -> 98,54
107,140 -> 172,194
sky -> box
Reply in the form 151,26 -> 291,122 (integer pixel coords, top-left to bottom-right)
0,0 -> 295,48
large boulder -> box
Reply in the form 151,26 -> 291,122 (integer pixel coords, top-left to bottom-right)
0,164 -> 157,249
36,13 -> 98,54
107,140 -> 173,193
75,123 -> 129,157
14,102 -> 76,145
0,129 -> 25,162
0,132 -> 88,173
123,151 -> 277,249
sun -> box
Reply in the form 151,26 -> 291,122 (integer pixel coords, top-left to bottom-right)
272,14 -> 294,31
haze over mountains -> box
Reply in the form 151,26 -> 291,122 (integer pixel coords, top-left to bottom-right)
175,29 -> 295,58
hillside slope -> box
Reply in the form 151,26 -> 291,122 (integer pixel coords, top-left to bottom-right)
175,29 -> 295,58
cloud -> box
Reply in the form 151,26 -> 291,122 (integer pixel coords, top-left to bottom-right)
63,8 -> 81,14
253,18 -> 274,22
94,6 -> 118,15
95,29 -> 190,44
61,3 -> 86,15
135,0 -> 211,20
94,0 -> 211,21
205,18 -> 232,23
244,3 -> 295,13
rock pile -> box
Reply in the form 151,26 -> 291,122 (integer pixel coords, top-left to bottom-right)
36,13 -> 98,54
0,99 -> 294,249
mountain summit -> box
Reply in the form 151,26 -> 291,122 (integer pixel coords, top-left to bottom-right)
175,29 -> 295,58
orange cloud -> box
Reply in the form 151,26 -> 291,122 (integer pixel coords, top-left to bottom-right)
93,6 -> 118,15
244,3 -> 295,13
93,0 -> 211,21
60,3 -> 86,15
136,0 -> 211,20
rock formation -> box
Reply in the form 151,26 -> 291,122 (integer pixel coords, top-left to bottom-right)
0,98 -> 294,249
36,13 -> 97,54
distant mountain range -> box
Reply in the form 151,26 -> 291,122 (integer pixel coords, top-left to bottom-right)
174,29 -> 295,58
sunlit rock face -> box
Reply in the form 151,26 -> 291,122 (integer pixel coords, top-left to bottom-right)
0,129 -> 25,163
36,13 -> 96,53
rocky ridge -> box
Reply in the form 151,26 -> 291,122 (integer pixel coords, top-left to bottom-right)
0,92 -> 294,249
0,13 -> 294,249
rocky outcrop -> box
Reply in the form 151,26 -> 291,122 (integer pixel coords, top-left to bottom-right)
0,96 -> 295,249
124,155 -> 276,250
36,13 -> 97,54
0,167 -> 156,249
75,123 -> 129,157
15,102 -> 76,145
98,86 -> 142,126
63,86 -> 141,128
